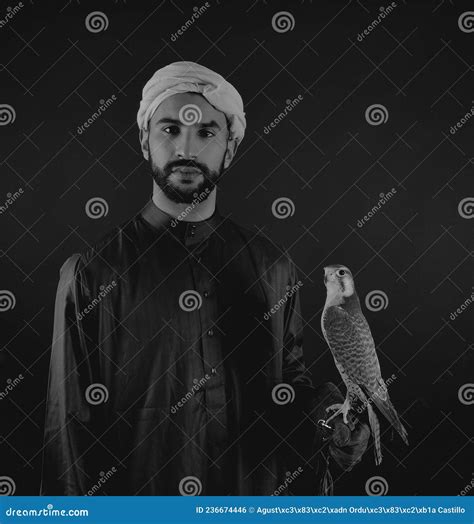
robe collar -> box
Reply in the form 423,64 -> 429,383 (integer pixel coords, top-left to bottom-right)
140,198 -> 223,247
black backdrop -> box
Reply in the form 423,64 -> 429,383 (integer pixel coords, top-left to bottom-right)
0,0 -> 472,496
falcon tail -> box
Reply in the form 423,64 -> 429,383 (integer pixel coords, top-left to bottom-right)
367,403 -> 382,465
371,393 -> 409,446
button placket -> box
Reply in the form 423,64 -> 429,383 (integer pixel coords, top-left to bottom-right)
188,247 -> 224,411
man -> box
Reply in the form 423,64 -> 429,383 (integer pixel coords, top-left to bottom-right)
40,62 -> 369,496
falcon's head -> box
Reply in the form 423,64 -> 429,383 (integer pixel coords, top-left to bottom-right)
323,265 -> 355,300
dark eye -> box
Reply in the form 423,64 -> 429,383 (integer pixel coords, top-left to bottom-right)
199,129 -> 215,138
336,269 -> 346,277
163,126 -> 180,135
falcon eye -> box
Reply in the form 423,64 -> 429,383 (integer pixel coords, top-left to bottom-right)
336,269 -> 346,277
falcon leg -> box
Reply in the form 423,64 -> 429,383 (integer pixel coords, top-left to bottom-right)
325,396 -> 351,424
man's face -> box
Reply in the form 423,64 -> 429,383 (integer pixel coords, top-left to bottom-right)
142,92 -> 234,204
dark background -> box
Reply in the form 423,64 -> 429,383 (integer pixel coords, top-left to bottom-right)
0,0 -> 472,496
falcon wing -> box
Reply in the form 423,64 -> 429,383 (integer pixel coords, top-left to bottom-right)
322,305 -> 385,397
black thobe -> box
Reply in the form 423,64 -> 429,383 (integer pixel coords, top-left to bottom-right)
39,199 -> 342,496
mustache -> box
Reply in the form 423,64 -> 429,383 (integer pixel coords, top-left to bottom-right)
165,160 -> 209,175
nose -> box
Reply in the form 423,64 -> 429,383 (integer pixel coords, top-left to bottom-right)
175,130 -> 198,160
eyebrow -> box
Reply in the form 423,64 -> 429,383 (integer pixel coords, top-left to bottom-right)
154,117 -> 222,130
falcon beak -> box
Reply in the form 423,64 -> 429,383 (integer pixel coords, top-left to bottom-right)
323,267 -> 329,284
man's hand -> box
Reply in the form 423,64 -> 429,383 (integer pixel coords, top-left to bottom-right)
312,383 -> 370,472
329,413 -> 370,472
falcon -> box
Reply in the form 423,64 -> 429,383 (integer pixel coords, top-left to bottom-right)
320,264 -> 408,465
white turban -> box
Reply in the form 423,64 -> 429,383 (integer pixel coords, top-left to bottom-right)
137,61 -> 246,159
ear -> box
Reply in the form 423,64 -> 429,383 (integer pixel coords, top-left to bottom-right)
223,138 -> 238,170
139,128 -> 149,160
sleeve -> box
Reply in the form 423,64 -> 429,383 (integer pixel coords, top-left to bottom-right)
39,254 -> 103,495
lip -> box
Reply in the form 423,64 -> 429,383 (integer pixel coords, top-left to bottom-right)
172,167 -> 202,175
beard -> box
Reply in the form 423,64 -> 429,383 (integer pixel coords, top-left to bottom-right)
149,154 -> 225,204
